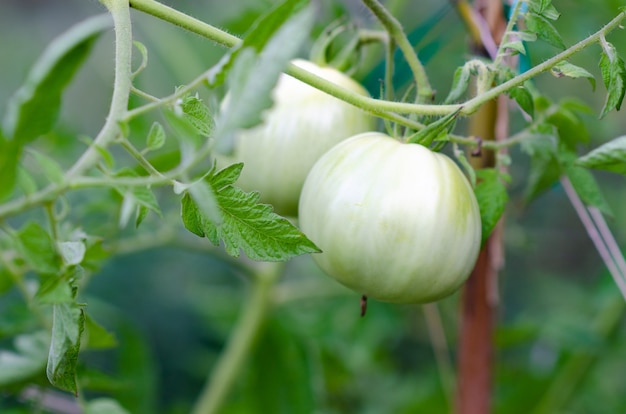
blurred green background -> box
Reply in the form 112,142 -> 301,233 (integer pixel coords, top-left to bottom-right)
1,0 -> 625,413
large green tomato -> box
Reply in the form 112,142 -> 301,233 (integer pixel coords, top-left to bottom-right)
299,133 -> 481,304
220,59 -> 375,216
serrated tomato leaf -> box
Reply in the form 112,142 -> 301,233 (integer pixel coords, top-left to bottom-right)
181,164 -> 320,261
576,135 -> 626,174
599,43 -> 626,118
474,169 -> 508,244
3,14 -> 111,145
47,303 -> 85,395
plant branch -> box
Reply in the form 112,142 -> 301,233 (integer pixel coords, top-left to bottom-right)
463,11 -> 626,113
361,0 -> 433,102
67,0 -> 133,178
191,262 -> 284,414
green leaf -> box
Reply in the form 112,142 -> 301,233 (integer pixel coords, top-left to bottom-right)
35,277 -> 74,304
2,14 -> 111,144
501,40 -> 526,55
47,302 -> 85,395
546,102 -> 590,149
525,12 -> 565,49
0,264 -> 13,294
85,398 -> 131,414
162,107 -> 203,165
187,178 -> 223,225
57,241 -> 86,267
407,108 -> 462,147
0,134 -> 20,200
444,65 -> 472,103
145,122 -> 166,152
113,169 -> 162,224
27,148 -> 66,185
599,43 -> 626,118
576,135 -> 626,174
16,165 -> 38,195
131,40 -> 148,78
16,221 -> 61,274
0,331 -> 50,386
562,152 -> 613,216
520,128 -> 563,202
474,169 -> 508,244
216,5 -> 315,135
181,163 -> 320,261
84,314 -> 117,350
206,0 -> 309,86
550,61 -> 595,90
508,86 -> 534,117
178,94 -> 213,137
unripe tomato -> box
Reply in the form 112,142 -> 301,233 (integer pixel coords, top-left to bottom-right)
220,59 -> 375,216
299,133 -> 481,304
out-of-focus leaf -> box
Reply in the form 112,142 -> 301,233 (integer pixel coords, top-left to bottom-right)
508,86 -> 535,117
47,303 -> 85,395
85,398 -> 130,414
84,314 -> 117,350
563,154 -> 613,217
206,0 -> 309,87
16,221 -> 61,274
525,12 -> 565,49
216,5 -> 314,135
0,133 -> 19,200
3,14 -> 112,145
576,135 -> 626,174
145,122 -> 166,152
550,61 -> 595,90
599,43 -> 626,118
0,331 -> 49,386
474,168 -> 509,244
27,148 -> 65,185
444,65 -> 472,103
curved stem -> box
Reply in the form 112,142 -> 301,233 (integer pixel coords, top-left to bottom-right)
361,0 -> 433,102
67,0 -> 133,178
191,262 -> 284,414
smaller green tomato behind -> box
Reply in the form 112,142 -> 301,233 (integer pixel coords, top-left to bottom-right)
219,59 -> 375,217
299,133 -> 481,304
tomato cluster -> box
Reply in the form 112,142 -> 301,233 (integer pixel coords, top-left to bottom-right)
223,60 -> 481,304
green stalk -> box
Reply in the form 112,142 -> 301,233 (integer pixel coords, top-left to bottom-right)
67,0 -> 133,178
191,262 -> 284,414
361,0 -> 433,102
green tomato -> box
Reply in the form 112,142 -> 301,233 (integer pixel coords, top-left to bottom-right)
219,59 -> 375,216
299,132 -> 482,304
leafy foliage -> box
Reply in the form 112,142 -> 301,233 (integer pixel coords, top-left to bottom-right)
182,163 -> 320,261
577,135 -> 626,174
0,0 -> 625,412
474,168 -> 509,244
598,42 -> 626,118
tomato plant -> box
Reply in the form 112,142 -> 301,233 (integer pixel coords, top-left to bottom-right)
220,59 -> 375,216
1,0 -> 626,413
300,132 -> 481,303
